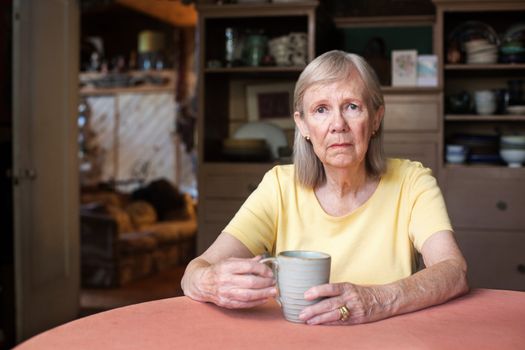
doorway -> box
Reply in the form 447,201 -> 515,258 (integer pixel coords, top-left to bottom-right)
77,1 -> 198,314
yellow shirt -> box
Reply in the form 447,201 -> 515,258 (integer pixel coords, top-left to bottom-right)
224,159 -> 452,285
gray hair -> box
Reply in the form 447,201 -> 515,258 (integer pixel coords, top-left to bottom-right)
293,50 -> 386,188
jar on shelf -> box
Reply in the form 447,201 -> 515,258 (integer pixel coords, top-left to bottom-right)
243,30 -> 268,67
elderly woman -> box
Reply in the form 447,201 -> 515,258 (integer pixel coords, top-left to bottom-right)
182,50 -> 468,325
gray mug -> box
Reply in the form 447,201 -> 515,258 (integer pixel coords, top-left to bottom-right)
261,250 -> 331,323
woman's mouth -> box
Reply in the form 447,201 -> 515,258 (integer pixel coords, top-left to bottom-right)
329,142 -> 352,148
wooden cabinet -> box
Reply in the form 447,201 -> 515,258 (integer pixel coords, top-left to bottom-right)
196,1 -> 318,253
455,229 -> 525,291
443,162 -> 525,290
382,90 -> 442,176
434,0 -> 525,291
197,163 -> 268,251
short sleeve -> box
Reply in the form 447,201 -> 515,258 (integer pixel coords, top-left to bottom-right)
408,164 -> 453,252
223,168 -> 279,256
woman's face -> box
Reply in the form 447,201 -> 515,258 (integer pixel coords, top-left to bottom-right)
294,72 -> 383,170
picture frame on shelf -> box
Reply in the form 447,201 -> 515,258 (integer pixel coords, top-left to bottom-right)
246,82 -> 295,129
417,54 -> 438,87
392,50 -> 418,87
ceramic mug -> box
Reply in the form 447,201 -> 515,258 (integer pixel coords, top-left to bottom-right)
474,90 -> 497,115
261,250 -> 331,323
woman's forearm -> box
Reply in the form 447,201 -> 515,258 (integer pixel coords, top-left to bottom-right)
372,258 -> 469,319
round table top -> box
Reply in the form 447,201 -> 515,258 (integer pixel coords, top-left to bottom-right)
16,289 -> 525,350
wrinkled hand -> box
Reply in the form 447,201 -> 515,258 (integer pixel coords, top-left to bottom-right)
298,283 -> 393,325
201,256 -> 277,309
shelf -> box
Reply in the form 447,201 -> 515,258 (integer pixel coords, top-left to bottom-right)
334,15 -> 435,28
445,114 -> 525,121
79,70 -> 176,96
444,163 -> 525,173
204,66 -> 305,74
445,63 -> 525,71
79,85 -> 174,96
381,86 -> 440,94
196,1 -> 318,17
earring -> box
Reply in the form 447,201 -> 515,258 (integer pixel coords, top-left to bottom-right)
305,135 -> 310,141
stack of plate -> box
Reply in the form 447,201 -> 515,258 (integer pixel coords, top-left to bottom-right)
465,39 -> 498,64
507,105 -> 525,115
448,21 -> 500,64
222,138 -> 271,162
232,121 -> 288,160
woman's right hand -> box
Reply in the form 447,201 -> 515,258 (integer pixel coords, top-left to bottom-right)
189,256 -> 278,309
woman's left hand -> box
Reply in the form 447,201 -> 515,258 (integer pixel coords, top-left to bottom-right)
298,283 -> 394,325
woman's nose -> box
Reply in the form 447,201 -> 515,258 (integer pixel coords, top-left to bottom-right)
330,110 -> 348,132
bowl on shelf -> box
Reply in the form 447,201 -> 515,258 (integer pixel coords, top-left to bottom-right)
501,135 -> 525,146
500,135 -> 525,167
500,149 -> 525,167
446,144 -> 468,164
506,105 -> 525,115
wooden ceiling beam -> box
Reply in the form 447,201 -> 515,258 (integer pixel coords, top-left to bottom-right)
115,0 -> 197,27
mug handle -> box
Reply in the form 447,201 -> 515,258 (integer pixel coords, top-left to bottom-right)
260,257 -> 281,307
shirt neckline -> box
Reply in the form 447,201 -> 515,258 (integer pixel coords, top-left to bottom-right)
309,166 -> 388,220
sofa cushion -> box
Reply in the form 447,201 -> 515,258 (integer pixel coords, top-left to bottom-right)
125,200 -> 157,229
142,220 -> 197,244
131,179 -> 189,221
105,205 -> 135,234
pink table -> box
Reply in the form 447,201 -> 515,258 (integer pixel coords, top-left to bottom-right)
16,289 -> 525,349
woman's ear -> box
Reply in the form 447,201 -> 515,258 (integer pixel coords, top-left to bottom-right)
373,105 -> 385,131
294,111 -> 308,137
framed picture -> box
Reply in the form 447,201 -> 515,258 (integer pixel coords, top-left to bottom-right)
391,50 -> 418,87
417,54 -> 438,87
246,82 -> 295,128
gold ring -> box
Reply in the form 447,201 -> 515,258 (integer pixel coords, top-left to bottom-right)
339,305 -> 350,322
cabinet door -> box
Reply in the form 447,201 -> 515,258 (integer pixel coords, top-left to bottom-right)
384,139 -> 438,174
197,164 -> 268,252
198,198 -> 245,252
445,171 -> 525,230
455,229 -> 525,291
197,222 -> 227,255
383,94 -> 440,132
13,0 -> 80,340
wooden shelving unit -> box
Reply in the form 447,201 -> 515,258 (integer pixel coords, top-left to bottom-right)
195,1 -> 318,253
434,0 -> 525,292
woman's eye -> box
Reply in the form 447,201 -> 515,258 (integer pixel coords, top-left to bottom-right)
315,106 -> 328,114
347,103 -> 359,111
342,103 -> 362,117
